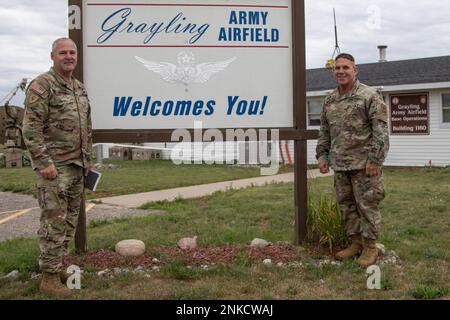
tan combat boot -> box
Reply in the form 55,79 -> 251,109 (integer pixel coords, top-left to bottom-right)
356,238 -> 379,267
335,234 -> 363,260
60,271 -> 70,284
40,272 -> 72,298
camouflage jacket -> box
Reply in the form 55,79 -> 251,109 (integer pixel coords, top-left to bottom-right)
22,68 -> 92,170
316,81 -> 390,171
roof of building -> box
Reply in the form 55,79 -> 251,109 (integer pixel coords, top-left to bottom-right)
307,55 -> 450,92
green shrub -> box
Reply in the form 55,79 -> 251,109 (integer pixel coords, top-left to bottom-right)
307,194 -> 347,251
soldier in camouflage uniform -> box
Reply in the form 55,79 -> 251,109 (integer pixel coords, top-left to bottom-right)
22,38 -> 93,297
316,53 -> 390,267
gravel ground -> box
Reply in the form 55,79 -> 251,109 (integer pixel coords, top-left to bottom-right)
0,192 -> 163,242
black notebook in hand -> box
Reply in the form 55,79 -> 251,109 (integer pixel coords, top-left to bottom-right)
84,169 -> 102,191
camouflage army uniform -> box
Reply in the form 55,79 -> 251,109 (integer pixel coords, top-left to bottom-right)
316,80 -> 390,240
22,67 -> 92,274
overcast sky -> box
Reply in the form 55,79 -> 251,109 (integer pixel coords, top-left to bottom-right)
1,0 -> 450,106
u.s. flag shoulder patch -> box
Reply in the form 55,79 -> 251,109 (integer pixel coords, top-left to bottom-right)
30,82 -> 46,96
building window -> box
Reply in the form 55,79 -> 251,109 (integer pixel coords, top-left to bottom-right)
308,99 -> 323,126
443,94 -> 450,123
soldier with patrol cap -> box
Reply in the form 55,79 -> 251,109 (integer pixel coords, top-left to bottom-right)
316,53 -> 390,267
22,37 -> 93,297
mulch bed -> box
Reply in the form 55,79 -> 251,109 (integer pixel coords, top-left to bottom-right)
63,244 -> 302,270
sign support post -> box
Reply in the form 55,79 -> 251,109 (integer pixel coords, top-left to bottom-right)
69,0 -> 87,253
293,0 -> 309,244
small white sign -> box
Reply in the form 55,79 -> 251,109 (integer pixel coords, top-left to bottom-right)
83,0 -> 293,130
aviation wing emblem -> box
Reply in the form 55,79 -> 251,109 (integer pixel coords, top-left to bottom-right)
135,52 -> 237,87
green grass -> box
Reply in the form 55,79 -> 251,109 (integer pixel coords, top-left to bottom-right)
410,285 -> 449,300
0,159 -> 293,199
0,238 -> 40,274
0,167 -> 449,299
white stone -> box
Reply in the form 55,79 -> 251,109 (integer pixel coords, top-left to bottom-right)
30,272 -> 40,280
318,260 -> 331,267
288,262 -> 303,268
134,266 -> 145,273
98,269 -> 110,277
250,238 -> 270,248
152,258 -> 160,263
4,270 -> 19,280
277,262 -> 284,267
115,239 -> 146,257
177,236 -> 198,250
151,266 -> 160,272
376,243 -> 386,255
263,259 -> 272,265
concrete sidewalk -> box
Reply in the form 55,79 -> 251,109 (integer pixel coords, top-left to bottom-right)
98,169 -> 334,208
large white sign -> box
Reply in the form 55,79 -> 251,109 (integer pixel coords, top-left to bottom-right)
83,0 -> 293,129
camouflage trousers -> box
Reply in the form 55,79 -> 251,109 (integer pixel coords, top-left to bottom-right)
334,170 -> 385,240
35,164 -> 83,273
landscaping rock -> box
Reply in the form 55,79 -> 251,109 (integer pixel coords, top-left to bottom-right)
113,267 -> 123,274
263,259 -> 272,265
134,266 -> 145,273
376,243 -> 386,255
4,270 -> 19,280
98,269 -> 110,277
30,272 -> 40,280
250,238 -> 271,248
152,258 -> 160,264
318,260 -> 331,267
379,250 -> 400,265
115,239 -> 146,257
288,261 -> 304,268
177,236 -> 198,250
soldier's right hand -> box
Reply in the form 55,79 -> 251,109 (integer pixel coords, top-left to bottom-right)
39,164 -> 58,180
319,161 -> 330,174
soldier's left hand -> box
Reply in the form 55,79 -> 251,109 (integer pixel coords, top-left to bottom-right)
366,162 -> 381,177
84,161 -> 94,176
